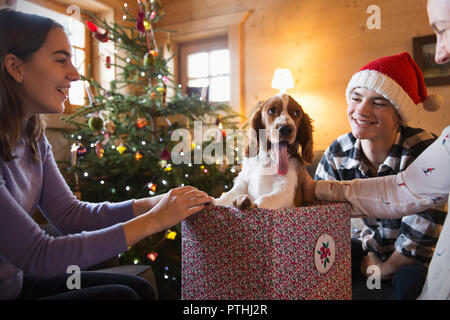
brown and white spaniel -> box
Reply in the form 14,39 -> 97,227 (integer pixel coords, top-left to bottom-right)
214,94 -> 313,209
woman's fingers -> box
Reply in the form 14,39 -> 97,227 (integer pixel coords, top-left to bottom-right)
186,195 -> 212,208
178,189 -> 209,202
170,185 -> 199,195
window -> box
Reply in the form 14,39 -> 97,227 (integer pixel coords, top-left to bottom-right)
180,37 -> 230,103
16,0 -> 87,107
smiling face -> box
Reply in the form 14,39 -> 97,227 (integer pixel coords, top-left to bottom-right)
427,0 -> 450,64
347,87 -> 401,142
19,27 -> 80,117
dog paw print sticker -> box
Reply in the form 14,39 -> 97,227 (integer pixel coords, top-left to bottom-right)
314,234 -> 336,273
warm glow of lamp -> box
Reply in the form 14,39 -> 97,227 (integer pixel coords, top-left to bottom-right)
271,68 -> 294,93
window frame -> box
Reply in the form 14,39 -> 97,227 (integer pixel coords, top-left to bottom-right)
159,10 -> 251,121
179,36 -> 230,103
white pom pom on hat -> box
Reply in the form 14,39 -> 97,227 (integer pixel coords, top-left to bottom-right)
422,93 -> 443,111
346,52 -> 443,123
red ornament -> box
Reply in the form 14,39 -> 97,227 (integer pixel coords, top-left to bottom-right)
136,10 -> 145,33
86,20 -> 109,43
94,29 -> 109,42
77,144 -> 87,157
95,141 -> 104,158
159,148 -> 171,161
136,118 -> 147,129
135,152 -> 143,161
147,252 -> 158,261
106,56 -> 111,69
86,20 -> 98,32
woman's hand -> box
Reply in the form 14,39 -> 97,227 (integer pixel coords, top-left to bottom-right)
146,186 -> 213,234
302,168 -> 317,203
124,186 -> 213,246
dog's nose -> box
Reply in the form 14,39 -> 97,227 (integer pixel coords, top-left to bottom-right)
278,125 -> 292,137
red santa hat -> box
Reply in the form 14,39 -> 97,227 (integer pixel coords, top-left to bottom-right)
346,52 -> 443,123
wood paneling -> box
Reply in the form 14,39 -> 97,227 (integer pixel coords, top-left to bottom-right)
157,0 -> 449,149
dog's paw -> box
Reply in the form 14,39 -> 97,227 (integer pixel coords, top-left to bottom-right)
232,194 -> 257,210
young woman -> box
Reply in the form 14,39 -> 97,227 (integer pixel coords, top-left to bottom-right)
314,51 -> 446,300
0,9 -> 212,300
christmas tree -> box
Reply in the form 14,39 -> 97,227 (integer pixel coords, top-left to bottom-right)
61,0 -> 240,299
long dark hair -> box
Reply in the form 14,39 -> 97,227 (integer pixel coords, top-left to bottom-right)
0,8 -> 63,161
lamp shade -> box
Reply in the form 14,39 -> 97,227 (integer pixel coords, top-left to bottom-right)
271,68 -> 294,92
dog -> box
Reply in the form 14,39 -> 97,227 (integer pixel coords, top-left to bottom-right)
214,94 -> 313,209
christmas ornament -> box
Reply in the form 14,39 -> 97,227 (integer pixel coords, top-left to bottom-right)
86,20 -> 109,43
116,143 -> 127,154
147,252 -> 158,261
143,20 -> 151,31
149,49 -> 158,57
136,117 -> 147,129
159,160 -> 167,168
88,116 -> 104,131
135,152 -> 143,160
136,9 -> 146,33
77,144 -> 87,157
143,52 -> 151,66
95,141 -> 104,158
104,120 -> 115,134
106,55 -> 111,69
86,20 -> 98,33
165,230 -> 177,240
159,148 -> 171,161
148,183 -> 157,192
95,30 -> 109,42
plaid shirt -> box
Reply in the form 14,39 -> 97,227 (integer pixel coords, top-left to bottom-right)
315,126 -> 447,265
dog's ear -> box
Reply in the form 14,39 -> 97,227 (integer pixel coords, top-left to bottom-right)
297,111 -> 314,164
245,103 -> 264,157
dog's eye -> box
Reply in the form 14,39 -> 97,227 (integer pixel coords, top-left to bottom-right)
268,107 -> 277,115
293,110 -> 300,118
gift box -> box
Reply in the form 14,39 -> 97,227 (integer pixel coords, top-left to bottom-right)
182,202 -> 351,300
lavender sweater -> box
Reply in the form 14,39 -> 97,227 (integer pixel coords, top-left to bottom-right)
0,135 -> 135,299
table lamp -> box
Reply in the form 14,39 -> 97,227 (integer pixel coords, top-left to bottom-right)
271,68 -> 294,94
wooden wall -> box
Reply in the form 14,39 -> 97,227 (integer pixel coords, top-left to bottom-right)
157,0 -> 449,150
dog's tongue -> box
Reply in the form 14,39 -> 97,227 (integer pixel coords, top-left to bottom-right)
275,142 -> 288,175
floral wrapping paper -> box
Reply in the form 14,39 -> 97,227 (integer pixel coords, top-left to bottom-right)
182,202 -> 352,300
